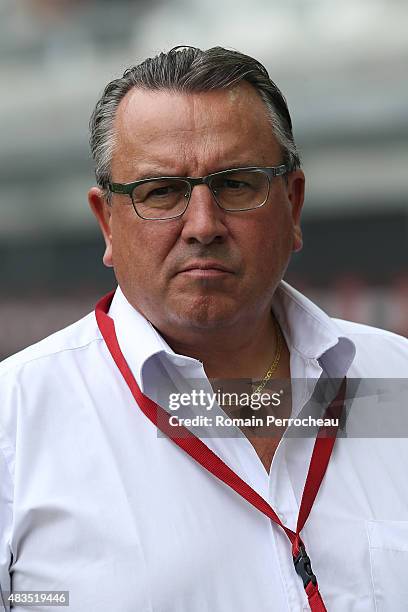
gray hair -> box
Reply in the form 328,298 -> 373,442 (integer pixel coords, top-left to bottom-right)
89,46 -> 301,195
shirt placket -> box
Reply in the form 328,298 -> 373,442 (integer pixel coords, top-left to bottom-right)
266,354 -> 325,610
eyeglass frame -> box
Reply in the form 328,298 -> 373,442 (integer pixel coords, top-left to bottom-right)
107,164 -> 288,221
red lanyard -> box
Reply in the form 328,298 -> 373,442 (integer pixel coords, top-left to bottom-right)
96,291 -> 346,612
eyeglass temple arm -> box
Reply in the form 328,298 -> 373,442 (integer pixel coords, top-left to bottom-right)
267,164 -> 288,177
108,183 -> 134,195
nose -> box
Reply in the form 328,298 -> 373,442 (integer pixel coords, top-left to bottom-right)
180,184 -> 228,245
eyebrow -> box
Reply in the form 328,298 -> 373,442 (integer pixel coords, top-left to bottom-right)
131,168 -> 178,181
131,162 -> 267,181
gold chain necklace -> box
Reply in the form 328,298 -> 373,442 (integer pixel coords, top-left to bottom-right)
220,318 -> 283,409
252,318 -> 283,395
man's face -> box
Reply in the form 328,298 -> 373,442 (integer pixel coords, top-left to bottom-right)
89,83 -> 305,337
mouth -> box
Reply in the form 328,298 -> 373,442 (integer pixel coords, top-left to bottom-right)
176,261 -> 235,278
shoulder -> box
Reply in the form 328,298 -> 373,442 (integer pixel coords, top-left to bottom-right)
0,311 -> 101,380
331,318 -> 408,376
0,311 -> 105,455
276,282 -> 408,371
332,317 -> 407,346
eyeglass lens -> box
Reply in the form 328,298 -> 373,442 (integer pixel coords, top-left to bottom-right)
131,169 -> 270,219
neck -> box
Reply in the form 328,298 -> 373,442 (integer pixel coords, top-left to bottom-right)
161,308 -> 289,380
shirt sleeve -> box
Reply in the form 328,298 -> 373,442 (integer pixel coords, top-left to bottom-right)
0,440 -> 13,612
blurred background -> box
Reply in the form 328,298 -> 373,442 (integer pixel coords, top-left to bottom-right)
0,0 -> 407,359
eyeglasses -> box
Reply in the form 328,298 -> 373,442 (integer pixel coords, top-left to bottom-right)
108,164 -> 288,220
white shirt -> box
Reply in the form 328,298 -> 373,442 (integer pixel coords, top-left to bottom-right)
0,282 -> 407,612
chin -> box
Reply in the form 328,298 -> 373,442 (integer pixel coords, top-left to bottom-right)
170,295 -> 241,330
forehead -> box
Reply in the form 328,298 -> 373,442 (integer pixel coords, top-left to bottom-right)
111,82 -> 281,177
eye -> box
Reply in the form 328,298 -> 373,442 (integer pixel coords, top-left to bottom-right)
146,185 -> 177,198
211,171 -> 257,194
221,179 -> 249,190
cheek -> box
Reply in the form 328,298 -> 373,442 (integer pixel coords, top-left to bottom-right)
111,214 -> 137,269
240,206 -> 294,270
110,212 -> 177,292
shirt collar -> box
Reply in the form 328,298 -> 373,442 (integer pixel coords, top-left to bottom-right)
107,281 -> 356,390
108,286 -> 201,392
272,281 -> 356,375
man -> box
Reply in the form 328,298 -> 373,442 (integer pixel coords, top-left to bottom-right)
0,46 -> 407,612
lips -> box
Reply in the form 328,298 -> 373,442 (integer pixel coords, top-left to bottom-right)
177,261 -> 234,274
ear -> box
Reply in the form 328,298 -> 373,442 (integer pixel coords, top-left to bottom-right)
88,187 -> 113,267
286,169 -> 305,253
